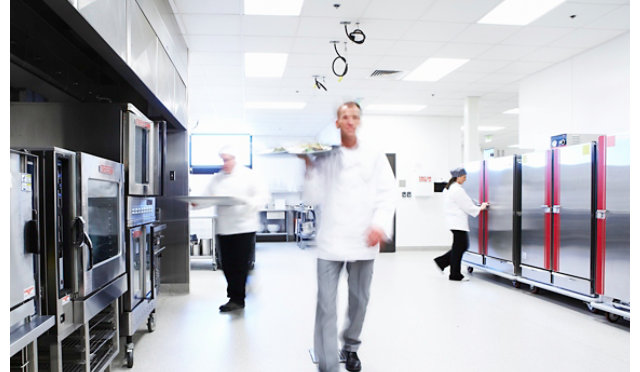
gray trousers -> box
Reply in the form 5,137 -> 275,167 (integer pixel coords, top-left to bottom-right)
314,259 -> 375,372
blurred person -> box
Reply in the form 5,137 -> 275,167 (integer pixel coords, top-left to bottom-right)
302,102 -> 398,372
434,168 -> 488,281
198,146 -> 269,312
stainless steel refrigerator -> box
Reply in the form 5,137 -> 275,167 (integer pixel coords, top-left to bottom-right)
520,143 -> 596,295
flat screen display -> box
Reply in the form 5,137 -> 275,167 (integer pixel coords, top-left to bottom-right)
190,134 -> 252,174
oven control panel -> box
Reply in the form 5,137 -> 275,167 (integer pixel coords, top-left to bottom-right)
127,196 -> 156,227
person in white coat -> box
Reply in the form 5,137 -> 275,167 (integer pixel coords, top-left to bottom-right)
434,168 -> 488,281
199,146 -> 269,312
302,101 -> 398,372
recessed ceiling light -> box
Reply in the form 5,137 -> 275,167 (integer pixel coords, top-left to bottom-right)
245,102 -> 306,110
478,126 -> 505,132
244,0 -> 304,16
478,0 -> 565,26
403,58 -> 469,82
245,53 -> 288,78
366,104 -> 426,112
504,108 -> 519,114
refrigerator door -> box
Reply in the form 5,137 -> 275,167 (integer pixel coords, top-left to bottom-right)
555,143 -> 595,280
603,135 -> 630,302
520,151 -> 549,270
462,161 -> 484,255
485,155 -> 514,262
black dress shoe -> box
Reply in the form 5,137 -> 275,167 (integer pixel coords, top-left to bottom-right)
219,301 -> 244,312
344,351 -> 361,372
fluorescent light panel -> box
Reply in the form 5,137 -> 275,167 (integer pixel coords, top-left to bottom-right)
366,104 -> 426,112
478,126 -> 505,132
245,53 -> 288,78
244,102 -> 306,110
244,0 -> 304,16
403,58 -> 469,82
478,0 -> 565,26
503,108 -> 519,114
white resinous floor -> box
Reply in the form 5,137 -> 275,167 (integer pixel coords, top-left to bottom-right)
111,242 -> 629,372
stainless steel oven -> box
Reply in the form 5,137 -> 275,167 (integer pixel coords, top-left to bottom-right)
23,147 -> 127,372
123,104 -> 163,196
121,196 -> 160,367
10,150 -> 55,363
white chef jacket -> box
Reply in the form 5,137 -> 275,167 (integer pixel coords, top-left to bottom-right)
203,165 -> 269,235
303,142 -> 398,261
444,182 -> 481,231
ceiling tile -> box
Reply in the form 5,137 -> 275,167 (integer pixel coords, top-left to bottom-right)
189,52 -> 243,67
421,0 -> 503,23
242,15 -> 300,37
475,73 -> 525,85
387,41 -> 443,57
287,54 -> 331,68
173,0 -> 242,14
531,2 -> 621,28
501,27 -> 573,47
438,71 -> 485,84
375,55 -> 431,71
432,43 -> 493,59
520,46 -> 583,63
585,5 -> 630,30
402,21 -> 470,42
495,61 -> 553,75
355,19 -> 414,40
363,0 -> 436,19
549,28 -> 625,48
300,0 -> 370,18
296,17 -> 348,38
456,59 -> 511,73
478,45 -> 538,60
181,15 -> 241,35
242,36 -> 295,53
291,37 -> 336,54
452,24 -> 520,44
185,35 -> 243,52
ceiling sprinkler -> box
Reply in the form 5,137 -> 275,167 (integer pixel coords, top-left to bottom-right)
333,3 -> 341,9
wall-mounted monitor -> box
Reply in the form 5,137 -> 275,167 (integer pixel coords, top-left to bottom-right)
189,133 -> 252,174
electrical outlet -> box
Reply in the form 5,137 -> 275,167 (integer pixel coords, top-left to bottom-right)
402,192 -> 407,198
407,192 -> 412,198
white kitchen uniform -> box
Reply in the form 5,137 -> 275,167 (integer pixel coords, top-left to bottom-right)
303,142 -> 398,261
203,165 -> 269,235
444,182 -> 481,231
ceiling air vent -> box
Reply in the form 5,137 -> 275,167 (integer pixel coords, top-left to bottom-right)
369,70 -> 403,79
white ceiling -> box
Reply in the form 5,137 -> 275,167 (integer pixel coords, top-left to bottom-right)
169,0 -> 629,140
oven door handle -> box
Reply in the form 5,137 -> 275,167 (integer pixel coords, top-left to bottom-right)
73,217 -> 94,271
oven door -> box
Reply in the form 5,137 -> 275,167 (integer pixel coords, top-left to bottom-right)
75,152 -> 125,298
124,105 -> 161,196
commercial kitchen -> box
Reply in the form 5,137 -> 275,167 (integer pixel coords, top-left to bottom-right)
7,0 -> 634,371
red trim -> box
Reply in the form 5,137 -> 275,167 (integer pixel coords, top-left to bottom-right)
595,136 -> 608,294
544,150 -> 552,270
552,149 -> 561,272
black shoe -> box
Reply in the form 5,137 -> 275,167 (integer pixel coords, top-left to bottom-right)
449,275 -> 469,282
344,351 -> 361,372
219,301 -> 244,312
433,258 -> 445,273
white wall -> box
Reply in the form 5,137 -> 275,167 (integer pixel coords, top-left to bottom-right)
520,32 -> 630,149
359,114 -> 463,248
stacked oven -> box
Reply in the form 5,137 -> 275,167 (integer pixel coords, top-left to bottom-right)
11,102 -> 167,368
10,150 -> 55,371
26,148 -> 127,372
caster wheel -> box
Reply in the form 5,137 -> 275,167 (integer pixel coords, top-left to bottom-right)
529,285 -> 539,294
467,267 -> 474,274
512,280 -> 521,289
606,312 -> 620,323
125,349 -> 134,368
147,314 -> 156,332
585,302 -> 599,314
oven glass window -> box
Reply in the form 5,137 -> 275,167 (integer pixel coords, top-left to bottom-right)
135,126 -> 149,183
88,179 -> 119,265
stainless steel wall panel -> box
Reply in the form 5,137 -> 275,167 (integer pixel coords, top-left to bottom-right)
174,72 -> 188,126
156,46 -> 175,113
520,152 -> 547,269
485,155 -> 514,262
77,0 -> 128,62
462,161 -> 483,255
556,144 -> 594,280
129,0 -> 158,94
604,135 -> 630,302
